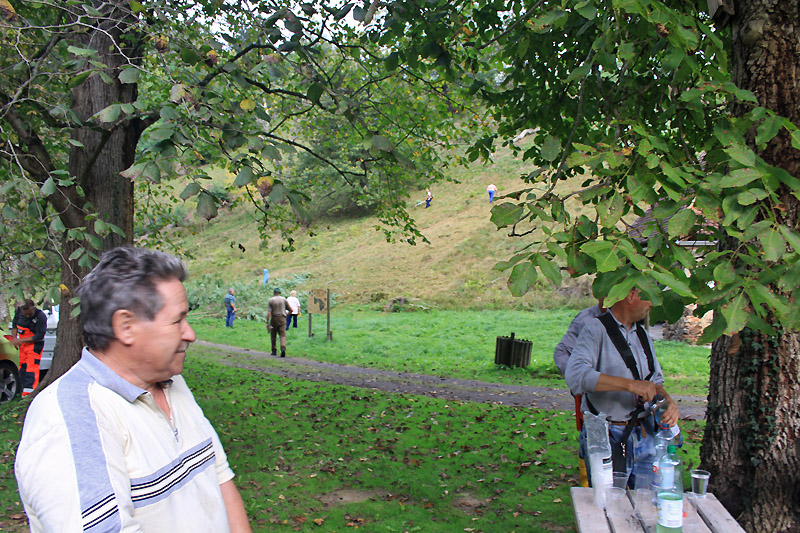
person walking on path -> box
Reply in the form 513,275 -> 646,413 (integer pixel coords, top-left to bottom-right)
10,299 -> 47,396
267,288 -> 291,357
425,188 -> 433,208
487,183 -> 497,203
286,290 -> 300,329
566,287 -> 679,488
15,247 -> 251,532
224,288 -> 237,327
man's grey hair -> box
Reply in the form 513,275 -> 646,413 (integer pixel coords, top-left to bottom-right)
77,247 -> 188,350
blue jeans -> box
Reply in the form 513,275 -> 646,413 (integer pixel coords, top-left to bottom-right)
488,191 -> 495,202
579,417 -> 655,488
286,314 -> 298,328
225,308 -> 235,327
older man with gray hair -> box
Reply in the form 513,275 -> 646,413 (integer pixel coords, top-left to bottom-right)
15,247 -> 251,532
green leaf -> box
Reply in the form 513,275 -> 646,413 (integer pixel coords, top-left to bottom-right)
195,192 -> 218,220
67,71 -> 91,89
307,83 -> 324,104
371,135 -> 394,152
97,104 -> 121,123
667,208 -> 694,238
118,67 -> 140,84
779,225 -> 800,253
566,63 -> 591,83
581,241 -> 620,273
725,143 -> 756,167
721,293 -> 749,334
540,135 -> 561,162
40,177 -> 56,196
490,203 -> 524,228
574,0 -> 597,19
68,139 -> 85,148
755,116 -> 784,147
713,263 -> 736,285
697,312 -> 726,344
507,262 -> 537,297
129,1 -> 145,13
179,183 -> 201,200
605,276 -> 638,308
759,226 -> 786,261
737,189 -> 768,205
649,270 -> 694,297
720,168 -> 762,188
170,84 -> 187,103
180,48 -> 202,65
535,255 -> 561,286
67,45 -> 97,57
334,3 -> 353,20
234,166 -> 255,187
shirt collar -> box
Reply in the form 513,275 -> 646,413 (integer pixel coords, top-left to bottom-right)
77,347 -> 148,403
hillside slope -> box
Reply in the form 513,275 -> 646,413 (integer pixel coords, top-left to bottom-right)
177,144 -> 593,309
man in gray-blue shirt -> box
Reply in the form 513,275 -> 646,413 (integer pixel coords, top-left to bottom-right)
553,300 -> 605,376
565,288 -> 679,485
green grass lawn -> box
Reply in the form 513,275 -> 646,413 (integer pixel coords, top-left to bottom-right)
0,308 -> 709,531
193,307 -> 711,396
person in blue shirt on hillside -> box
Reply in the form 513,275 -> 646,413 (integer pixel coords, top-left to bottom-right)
224,288 -> 237,327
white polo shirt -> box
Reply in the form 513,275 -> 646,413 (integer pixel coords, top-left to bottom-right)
16,349 -> 235,532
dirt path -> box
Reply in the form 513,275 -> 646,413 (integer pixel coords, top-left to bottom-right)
196,341 -> 707,420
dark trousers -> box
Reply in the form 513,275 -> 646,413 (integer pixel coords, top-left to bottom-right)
287,314 -> 298,328
225,308 -> 235,327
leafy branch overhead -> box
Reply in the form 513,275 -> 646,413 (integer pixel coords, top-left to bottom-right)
374,0 -> 800,341
0,0 -> 480,301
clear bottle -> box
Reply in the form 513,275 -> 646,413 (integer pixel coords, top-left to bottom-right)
651,404 -> 673,498
657,445 -> 683,533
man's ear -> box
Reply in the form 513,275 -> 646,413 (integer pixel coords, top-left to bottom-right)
111,309 -> 138,346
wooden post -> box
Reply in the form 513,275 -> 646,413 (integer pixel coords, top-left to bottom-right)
308,312 -> 313,338
326,288 -> 331,342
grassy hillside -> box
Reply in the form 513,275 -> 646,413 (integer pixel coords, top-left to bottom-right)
174,141 -> 596,310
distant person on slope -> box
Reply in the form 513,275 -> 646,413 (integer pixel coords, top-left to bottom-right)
487,183 -> 497,203
425,188 -> 433,208
266,288 -> 291,357
224,288 -> 237,328
286,291 -> 301,329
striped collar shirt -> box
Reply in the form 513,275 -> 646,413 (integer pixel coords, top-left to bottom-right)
15,348 -> 235,532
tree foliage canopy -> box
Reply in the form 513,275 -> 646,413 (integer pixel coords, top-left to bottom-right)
0,0 -> 473,304
376,0 -> 800,342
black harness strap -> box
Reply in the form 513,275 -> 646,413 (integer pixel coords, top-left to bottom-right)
586,313 -> 657,473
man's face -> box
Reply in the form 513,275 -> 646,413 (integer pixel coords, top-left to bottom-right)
629,289 -> 653,321
21,307 -> 35,318
131,278 -> 196,384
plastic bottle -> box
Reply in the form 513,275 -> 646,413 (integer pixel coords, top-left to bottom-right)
584,411 -> 613,508
657,445 -> 683,533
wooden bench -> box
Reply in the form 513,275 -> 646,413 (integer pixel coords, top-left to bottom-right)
570,487 -> 744,533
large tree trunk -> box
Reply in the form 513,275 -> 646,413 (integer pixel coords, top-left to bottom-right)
38,1 -> 141,389
701,1 -> 800,531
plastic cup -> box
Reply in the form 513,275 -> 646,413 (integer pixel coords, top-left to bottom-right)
632,472 -> 656,525
606,487 -> 628,517
613,471 -> 630,489
691,469 -> 710,497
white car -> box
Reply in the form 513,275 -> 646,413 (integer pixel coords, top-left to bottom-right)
40,308 -> 58,378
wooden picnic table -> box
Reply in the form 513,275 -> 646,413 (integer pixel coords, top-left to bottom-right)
570,487 -> 744,533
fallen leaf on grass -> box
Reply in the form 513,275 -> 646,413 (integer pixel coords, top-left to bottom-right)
313,518 -> 324,526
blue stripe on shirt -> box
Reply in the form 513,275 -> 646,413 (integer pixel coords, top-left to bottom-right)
130,439 -> 216,507
58,364 -> 121,532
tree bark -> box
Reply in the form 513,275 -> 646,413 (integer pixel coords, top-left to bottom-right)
701,1 -> 800,531
38,1 -> 141,389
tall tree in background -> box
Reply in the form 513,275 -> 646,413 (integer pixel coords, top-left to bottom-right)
0,0 -> 471,385
375,0 -> 799,530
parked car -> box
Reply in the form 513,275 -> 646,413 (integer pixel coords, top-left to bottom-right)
40,307 -> 58,380
0,328 -> 20,404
